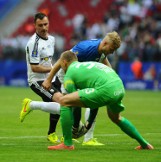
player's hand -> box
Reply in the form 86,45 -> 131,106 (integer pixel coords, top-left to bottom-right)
42,79 -> 51,90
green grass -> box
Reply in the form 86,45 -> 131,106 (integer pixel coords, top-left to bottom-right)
0,87 -> 161,162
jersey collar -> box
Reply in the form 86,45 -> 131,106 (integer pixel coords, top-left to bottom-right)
36,33 -> 48,40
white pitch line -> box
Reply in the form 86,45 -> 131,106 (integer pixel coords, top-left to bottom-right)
0,132 -> 160,139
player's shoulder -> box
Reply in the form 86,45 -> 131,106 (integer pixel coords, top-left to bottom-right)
88,38 -> 102,43
82,38 -> 101,42
26,33 -> 37,45
48,34 -> 55,43
48,34 -> 55,40
77,39 -> 101,46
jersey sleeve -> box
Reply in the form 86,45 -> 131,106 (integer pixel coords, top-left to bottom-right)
26,39 -> 40,64
63,77 -> 77,93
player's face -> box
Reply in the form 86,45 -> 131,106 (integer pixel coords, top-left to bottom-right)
101,41 -> 115,55
35,17 -> 49,39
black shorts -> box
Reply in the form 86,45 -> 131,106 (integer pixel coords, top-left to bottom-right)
30,76 -> 61,102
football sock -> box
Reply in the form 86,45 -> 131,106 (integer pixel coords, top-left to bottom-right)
48,114 -> 60,134
72,107 -> 81,128
29,101 -> 61,135
30,101 -> 60,114
117,117 -> 149,147
61,106 -> 73,146
86,108 -> 98,129
84,108 -> 96,142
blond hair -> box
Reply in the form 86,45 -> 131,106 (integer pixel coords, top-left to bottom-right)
104,31 -> 121,50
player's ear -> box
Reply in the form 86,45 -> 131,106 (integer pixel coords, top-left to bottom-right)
102,40 -> 108,47
65,60 -> 69,66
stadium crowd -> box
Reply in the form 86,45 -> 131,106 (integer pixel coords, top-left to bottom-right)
0,0 -> 161,64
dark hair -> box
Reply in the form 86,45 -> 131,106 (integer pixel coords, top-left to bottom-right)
34,12 -> 47,23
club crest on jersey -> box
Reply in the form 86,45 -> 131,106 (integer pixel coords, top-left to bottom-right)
32,50 -> 38,57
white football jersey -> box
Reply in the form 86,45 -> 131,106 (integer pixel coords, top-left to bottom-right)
26,33 -> 55,86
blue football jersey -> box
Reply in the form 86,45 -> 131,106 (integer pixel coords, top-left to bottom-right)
70,39 -> 104,62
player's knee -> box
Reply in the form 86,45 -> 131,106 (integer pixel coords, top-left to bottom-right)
107,110 -> 120,124
59,97 -> 68,106
53,92 -> 63,102
110,116 -> 120,124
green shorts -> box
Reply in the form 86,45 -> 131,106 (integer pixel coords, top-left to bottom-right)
78,80 -> 125,113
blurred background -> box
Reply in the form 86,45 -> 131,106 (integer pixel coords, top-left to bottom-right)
0,0 -> 161,90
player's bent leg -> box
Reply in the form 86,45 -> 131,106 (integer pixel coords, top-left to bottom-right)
30,101 -> 60,114
20,98 -> 32,122
85,108 -> 98,129
52,92 -> 64,103
107,109 -> 154,150
83,108 -> 104,146
72,107 -> 88,139
48,107 -> 75,149
59,92 -> 85,107
47,114 -> 60,143
61,106 -> 73,146
72,107 -> 81,128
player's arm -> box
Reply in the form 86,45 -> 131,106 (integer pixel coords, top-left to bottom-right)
64,78 -> 77,93
42,59 -> 61,90
30,64 -> 51,73
102,57 -> 112,68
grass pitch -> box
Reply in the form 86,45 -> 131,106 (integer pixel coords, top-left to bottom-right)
0,87 -> 161,162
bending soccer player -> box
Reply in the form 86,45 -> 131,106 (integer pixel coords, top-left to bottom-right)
42,31 -> 121,145
47,51 -> 154,150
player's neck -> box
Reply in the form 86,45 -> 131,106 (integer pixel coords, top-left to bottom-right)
36,33 -> 48,40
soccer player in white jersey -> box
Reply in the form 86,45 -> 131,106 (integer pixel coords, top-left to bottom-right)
23,12 -> 62,143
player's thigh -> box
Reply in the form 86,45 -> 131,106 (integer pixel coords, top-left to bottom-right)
60,92 -> 84,107
30,81 -> 59,102
78,88 -> 104,108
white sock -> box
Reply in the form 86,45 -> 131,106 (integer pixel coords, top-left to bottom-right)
30,101 -> 60,115
83,108 -> 96,142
